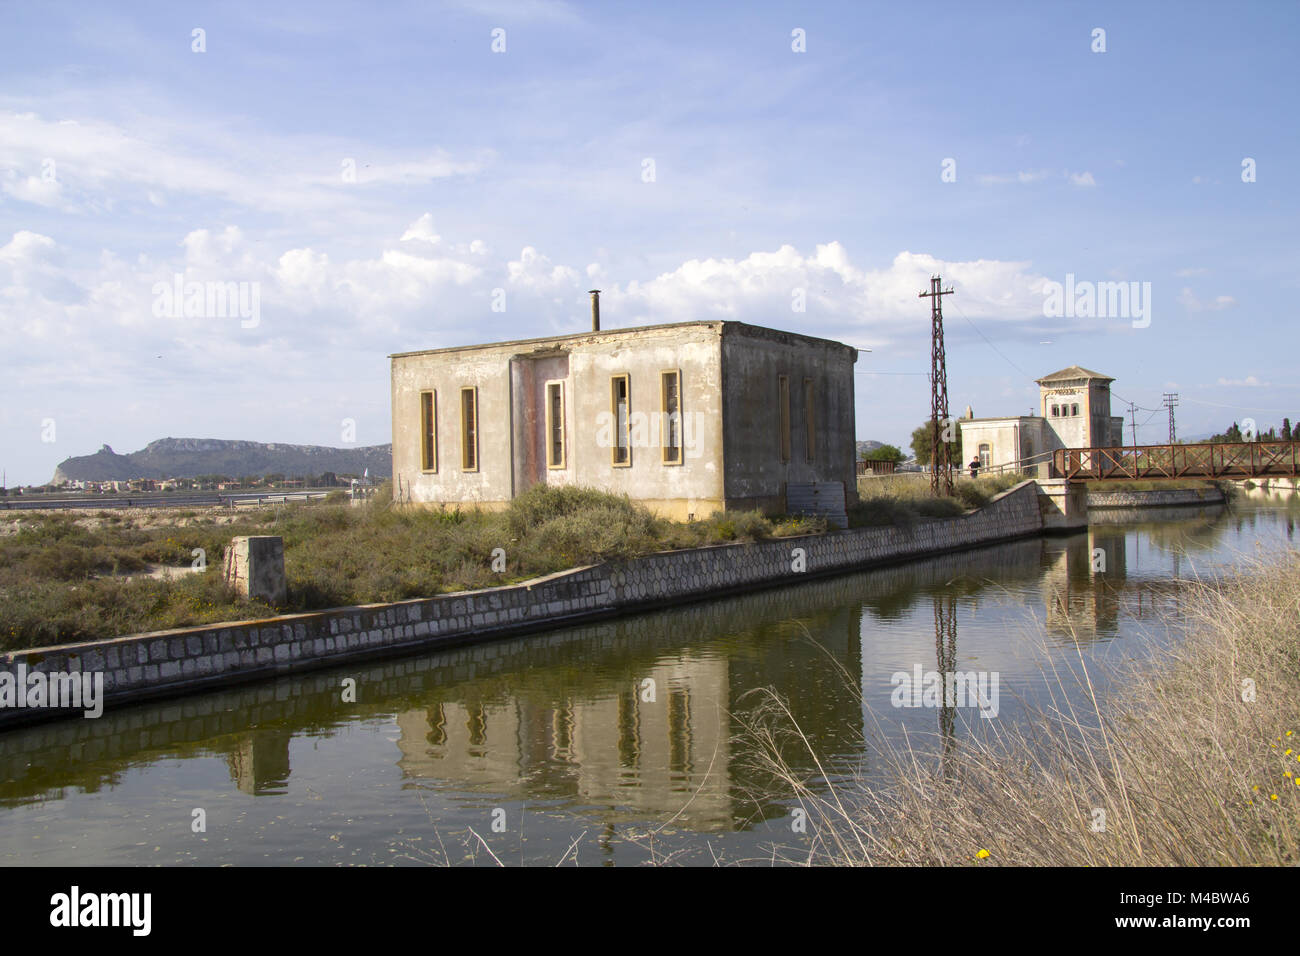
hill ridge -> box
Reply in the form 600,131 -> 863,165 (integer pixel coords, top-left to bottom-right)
51,437 -> 392,483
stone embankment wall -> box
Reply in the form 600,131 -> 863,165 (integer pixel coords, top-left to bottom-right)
0,481 -> 1044,728
1087,487 -> 1226,509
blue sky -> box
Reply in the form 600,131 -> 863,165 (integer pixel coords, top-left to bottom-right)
2,0 -> 1297,484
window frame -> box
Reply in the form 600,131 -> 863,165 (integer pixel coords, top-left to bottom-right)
778,375 -> 791,463
610,374 -> 631,468
420,390 -> 437,473
660,369 -> 683,466
459,386 -> 479,472
545,379 -> 567,470
803,377 -> 816,463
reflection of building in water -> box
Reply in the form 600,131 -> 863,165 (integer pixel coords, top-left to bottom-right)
226,728 -> 293,795
394,606 -> 866,831
395,656 -> 733,828
1238,478 -> 1300,503
1043,529 -> 1126,639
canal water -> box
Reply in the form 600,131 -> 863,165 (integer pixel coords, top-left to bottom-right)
2,496 -> 1296,866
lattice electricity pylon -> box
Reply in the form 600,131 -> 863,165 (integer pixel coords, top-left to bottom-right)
1163,392 -> 1179,444
920,276 -> 955,496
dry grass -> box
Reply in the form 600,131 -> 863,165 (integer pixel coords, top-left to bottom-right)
850,472 -> 1025,526
736,550 -> 1300,865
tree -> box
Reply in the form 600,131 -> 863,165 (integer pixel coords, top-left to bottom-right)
865,444 -> 905,463
910,421 -> 962,467
1209,422 -> 1243,443
1283,418 -> 1292,442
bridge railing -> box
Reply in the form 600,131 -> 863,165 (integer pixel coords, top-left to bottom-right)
1053,441 -> 1300,480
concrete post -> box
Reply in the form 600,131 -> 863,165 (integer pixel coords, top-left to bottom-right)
1034,479 -> 1089,531
223,536 -> 287,605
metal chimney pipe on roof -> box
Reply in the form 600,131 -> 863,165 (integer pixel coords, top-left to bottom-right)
589,289 -> 601,331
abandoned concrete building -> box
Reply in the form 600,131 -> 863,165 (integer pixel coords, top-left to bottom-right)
390,299 -> 859,521
958,365 -> 1125,475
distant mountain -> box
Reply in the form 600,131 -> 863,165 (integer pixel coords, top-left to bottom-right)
52,438 -> 392,483
856,440 -> 885,457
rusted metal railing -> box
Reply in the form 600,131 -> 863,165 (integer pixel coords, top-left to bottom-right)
1052,441 -> 1300,480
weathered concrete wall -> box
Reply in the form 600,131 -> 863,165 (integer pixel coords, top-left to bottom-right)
391,337 -> 515,507
959,417 -> 1047,473
1087,486 -> 1225,508
222,535 -> 286,605
392,321 -> 859,521
509,351 -> 569,497
0,481 -> 1044,729
1036,478 -> 1089,530
391,323 -> 728,519
720,323 -> 857,512
566,328 -> 725,517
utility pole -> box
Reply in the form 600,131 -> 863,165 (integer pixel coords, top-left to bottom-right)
1162,392 -> 1179,444
1128,401 -> 1138,447
920,276 -> 955,497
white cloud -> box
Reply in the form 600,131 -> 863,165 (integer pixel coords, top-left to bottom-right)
0,230 -> 56,264
603,244 -> 1050,338
1179,287 -> 1236,312
1216,376 -> 1269,387
1,226 -> 1063,395
977,169 -> 1050,185
1067,170 -> 1097,187
0,110 -> 485,217
400,213 -> 442,245
1,169 -> 66,208
337,154 -> 484,187
507,245 -> 579,293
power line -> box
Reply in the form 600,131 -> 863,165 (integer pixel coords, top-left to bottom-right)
949,299 -> 1032,379
1181,397 -> 1297,415
1110,389 -> 1161,414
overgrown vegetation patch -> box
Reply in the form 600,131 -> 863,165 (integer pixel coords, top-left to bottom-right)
1,484 -> 831,650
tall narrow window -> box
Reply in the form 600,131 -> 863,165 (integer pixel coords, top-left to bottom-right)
1071,403 -> 1080,417
804,378 -> 816,463
978,443 -> 991,468
778,375 -> 791,463
460,387 -> 478,471
611,374 -> 630,466
420,390 -> 437,472
661,370 -> 682,465
546,380 -> 565,468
